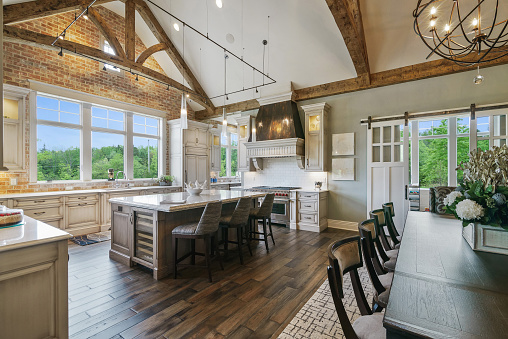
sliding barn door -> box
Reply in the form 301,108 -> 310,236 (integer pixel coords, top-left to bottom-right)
367,120 -> 409,231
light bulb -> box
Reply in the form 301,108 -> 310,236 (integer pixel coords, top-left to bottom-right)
216,0 -> 223,8
472,18 -> 478,26
430,19 -> 436,27
474,74 -> 484,85
430,6 -> 437,15
83,14 -> 88,20
186,94 -> 190,98
444,24 -> 450,32
173,23 -> 180,31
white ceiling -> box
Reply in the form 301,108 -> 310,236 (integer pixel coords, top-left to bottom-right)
5,0 -> 448,111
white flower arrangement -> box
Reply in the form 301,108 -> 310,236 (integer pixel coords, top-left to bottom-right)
455,199 -> 485,221
444,191 -> 463,206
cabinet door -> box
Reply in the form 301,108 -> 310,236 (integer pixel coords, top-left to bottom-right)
197,155 -> 208,183
133,209 -> 156,264
111,206 -> 131,256
185,155 -> 197,183
184,128 -> 196,146
238,139 -> 248,170
211,145 -> 221,171
4,119 -> 22,170
306,132 -> 321,170
66,202 -> 99,229
196,128 -> 209,148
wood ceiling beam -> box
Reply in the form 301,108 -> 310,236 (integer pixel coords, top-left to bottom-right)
136,43 -> 167,65
195,100 -> 260,121
3,25 -> 212,109
325,0 -> 370,80
125,0 -> 136,61
3,0 -> 115,25
133,0 -> 215,113
85,5 -> 126,60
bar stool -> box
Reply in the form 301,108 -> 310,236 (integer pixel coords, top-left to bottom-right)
359,220 -> 394,310
366,213 -> 398,272
383,203 -> 402,247
219,197 -> 252,265
249,193 -> 275,253
172,201 -> 223,282
370,209 -> 400,251
327,237 -> 386,339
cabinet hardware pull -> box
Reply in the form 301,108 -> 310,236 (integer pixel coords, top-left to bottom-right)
78,203 -> 88,206
34,211 -> 46,215
305,205 -> 312,208
34,200 -> 46,203
130,213 -> 133,224
78,197 -> 87,200
305,217 -> 312,220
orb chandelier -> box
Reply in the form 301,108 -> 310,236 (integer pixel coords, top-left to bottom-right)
413,0 -> 508,67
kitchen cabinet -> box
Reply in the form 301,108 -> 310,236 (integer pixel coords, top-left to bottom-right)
210,128 -> 221,172
295,190 -> 328,232
185,154 -> 208,184
301,103 -> 330,172
184,126 -> 209,149
236,116 -> 256,172
3,86 -> 28,171
110,203 -> 132,266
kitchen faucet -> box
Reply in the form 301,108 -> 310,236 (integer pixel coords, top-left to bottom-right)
115,171 -> 126,188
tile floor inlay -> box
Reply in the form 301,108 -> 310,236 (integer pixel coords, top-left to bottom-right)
279,267 -> 375,339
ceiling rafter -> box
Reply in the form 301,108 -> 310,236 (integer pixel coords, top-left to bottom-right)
124,0 -> 136,61
3,25 -> 213,109
136,42 -> 167,64
325,0 -> 370,81
85,5 -> 126,60
133,0 -> 215,113
3,0 -> 115,25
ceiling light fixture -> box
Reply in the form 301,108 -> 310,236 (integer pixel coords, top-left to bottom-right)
181,23 -> 188,130
414,0 -> 508,71
135,74 -> 139,81
103,64 -> 107,71
83,9 -> 89,20
58,47 -> 63,57
474,66 -> 484,85
173,23 -> 180,31
216,0 -> 223,9
222,52 -> 228,136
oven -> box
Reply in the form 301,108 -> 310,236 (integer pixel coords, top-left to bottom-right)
269,197 -> 290,226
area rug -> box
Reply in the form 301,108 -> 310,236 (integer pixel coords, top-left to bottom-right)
70,231 -> 111,246
278,267 -> 375,339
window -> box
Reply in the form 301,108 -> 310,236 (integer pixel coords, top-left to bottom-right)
219,131 -> 239,177
35,95 -> 162,182
456,116 -> 470,183
417,119 -> 449,188
36,96 -> 81,181
103,40 -> 120,72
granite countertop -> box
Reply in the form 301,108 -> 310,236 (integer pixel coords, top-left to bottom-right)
0,216 -> 71,252
110,189 -> 265,212
0,185 -> 183,199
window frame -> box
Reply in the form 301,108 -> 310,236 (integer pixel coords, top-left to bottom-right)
219,129 -> 239,178
31,93 -> 163,183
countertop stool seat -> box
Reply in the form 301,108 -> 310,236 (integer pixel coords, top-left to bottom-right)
219,197 -> 252,265
248,194 -> 275,253
172,201 -> 223,282
327,236 -> 386,339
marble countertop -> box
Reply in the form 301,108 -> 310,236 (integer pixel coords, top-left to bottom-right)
210,182 -> 241,186
0,185 -> 182,199
0,216 -> 71,252
110,189 -> 265,212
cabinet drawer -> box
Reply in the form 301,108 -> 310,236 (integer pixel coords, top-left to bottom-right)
67,194 -> 99,203
144,189 -> 164,195
66,202 -> 99,228
164,187 -> 180,193
299,212 -> 318,225
213,184 -> 229,190
24,206 -> 62,219
13,196 -> 62,207
298,200 -> 318,212
298,192 -> 319,200
44,218 -> 64,229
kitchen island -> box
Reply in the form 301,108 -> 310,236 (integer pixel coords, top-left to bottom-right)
109,189 -> 265,279
0,216 -> 71,338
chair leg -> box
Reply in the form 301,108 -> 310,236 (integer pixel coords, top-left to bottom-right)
173,236 -> 178,279
191,239 -> 196,265
268,218 -> 275,245
245,224 -> 253,256
223,227 -> 229,257
214,233 -> 224,270
263,218 -> 269,252
204,236 -> 212,282
237,227 -> 244,265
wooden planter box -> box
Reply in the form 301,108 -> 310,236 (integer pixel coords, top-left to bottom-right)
463,223 -> 508,255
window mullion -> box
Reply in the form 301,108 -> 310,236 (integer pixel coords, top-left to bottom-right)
449,117 -> 457,186
126,112 -> 134,180
82,103 -> 92,181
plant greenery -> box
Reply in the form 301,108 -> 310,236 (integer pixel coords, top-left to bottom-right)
157,175 -> 175,184
445,145 -> 508,229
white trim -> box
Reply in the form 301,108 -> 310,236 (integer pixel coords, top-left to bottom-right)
28,80 -> 166,118
256,92 -> 295,106
125,112 -> 134,180
327,219 -> 358,232
82,103 -> 92,181
29,91 -> 38,182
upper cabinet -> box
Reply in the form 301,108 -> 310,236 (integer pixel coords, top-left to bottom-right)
3,85 -> 29,171
301,103 -> 330,172
184,126 -> 209,149
210,128 -> 221,172
236,116 -> 256,172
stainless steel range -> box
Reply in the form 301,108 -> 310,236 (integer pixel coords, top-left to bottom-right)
247,186 -> 301,227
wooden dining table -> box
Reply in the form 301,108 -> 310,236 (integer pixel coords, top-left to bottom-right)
383,211 -> 508,338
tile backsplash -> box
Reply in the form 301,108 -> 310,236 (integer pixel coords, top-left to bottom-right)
243,157 -> 328,190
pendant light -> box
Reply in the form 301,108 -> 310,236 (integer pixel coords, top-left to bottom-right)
180,23 -> 188,130
222,53 -> 228,136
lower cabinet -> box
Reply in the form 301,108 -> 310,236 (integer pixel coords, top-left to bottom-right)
291,191 -> 328,232
66,201 -> 99,231
110,203 -> 132,266
185,154 -> 208,184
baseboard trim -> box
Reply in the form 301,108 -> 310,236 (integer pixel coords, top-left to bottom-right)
327,219 -> 358,231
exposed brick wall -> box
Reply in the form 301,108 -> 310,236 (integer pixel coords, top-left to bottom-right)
1,6 -> 192,195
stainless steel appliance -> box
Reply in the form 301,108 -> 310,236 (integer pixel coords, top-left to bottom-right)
247,186 -> 301,227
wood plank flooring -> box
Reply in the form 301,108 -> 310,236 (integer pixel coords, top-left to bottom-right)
68,226 -> 356,339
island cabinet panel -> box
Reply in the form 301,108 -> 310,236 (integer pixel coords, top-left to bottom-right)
0,240 -> 68,339
110,204 -> 132,266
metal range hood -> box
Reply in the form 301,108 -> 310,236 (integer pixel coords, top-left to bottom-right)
245,92 -> 305,169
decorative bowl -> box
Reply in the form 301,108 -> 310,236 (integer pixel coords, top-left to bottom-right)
186,188 -> 203,196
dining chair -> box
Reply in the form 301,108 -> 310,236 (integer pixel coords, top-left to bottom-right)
219,197 -> 252,265
383,203 -> 402,247
362,216 -> 397,273
172,201 -> 223,282
249,193 -> 275,252
370,209 -> 400,250
327,236 -> 386,339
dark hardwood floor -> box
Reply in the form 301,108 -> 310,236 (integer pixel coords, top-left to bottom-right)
68,226 -> 356,339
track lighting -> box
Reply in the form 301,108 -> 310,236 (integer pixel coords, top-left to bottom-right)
83,9 -> 89,20
58,47 -> 63,57
103,64 -> 107,71
59,32 -> 65,40
167,85 -> 170,91
135,74 -> 139,81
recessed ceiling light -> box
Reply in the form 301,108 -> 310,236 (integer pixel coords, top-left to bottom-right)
216,0 -> 223,8
173,23 -> 180,31
226,33 -> 235,43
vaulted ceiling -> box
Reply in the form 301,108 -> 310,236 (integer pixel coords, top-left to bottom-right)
3,0 -> 508,117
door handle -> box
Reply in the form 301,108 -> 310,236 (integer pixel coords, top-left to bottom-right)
405,185 -> 408,200
130,213 -> 133,225
185,170 -> 187,183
